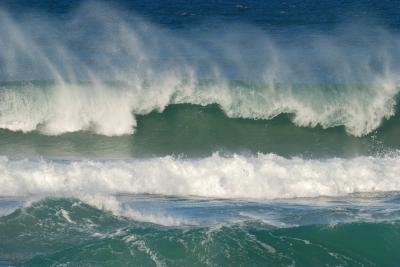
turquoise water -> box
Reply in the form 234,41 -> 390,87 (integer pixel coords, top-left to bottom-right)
1,0 -> 400,266
2,196 -> 400,266
1,81 -> 400,159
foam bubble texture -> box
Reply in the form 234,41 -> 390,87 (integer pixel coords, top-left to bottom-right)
0,80 -> 398,136
1,153 -> 399,200
0,82 -> 138,135
1,3 -> 400,136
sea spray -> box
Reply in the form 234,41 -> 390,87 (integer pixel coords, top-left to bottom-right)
1,81 -> 399,136
2,1 -> 400,266
1,3 -> 400,136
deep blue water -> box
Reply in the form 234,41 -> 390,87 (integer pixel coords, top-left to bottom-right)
1,0 -> 400,266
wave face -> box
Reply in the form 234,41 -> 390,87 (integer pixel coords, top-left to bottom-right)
1,198 -> 400,266
0,80 -> 399,138
2,0 -> 400,266
0,1 -> 400,137
2,101 -> 400,159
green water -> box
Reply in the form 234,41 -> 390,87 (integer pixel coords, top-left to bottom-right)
1,198 -> 400,266
2,102 -> 399,159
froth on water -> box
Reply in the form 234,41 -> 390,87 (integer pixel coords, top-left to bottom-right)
0,2 -> 399,137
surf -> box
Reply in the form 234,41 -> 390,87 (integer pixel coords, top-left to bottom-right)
1,80 -> 399,137
1,153 -> 400,199
1,2 -> 400,137
2,197 -> 400,266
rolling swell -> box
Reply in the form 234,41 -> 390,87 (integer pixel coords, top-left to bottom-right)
133,102 -> 400,158
0,80 -> 398,136
0,81 -> 400,158
2,2 -> 400,266
0,80 -> 399,158
1,198 -> 400,266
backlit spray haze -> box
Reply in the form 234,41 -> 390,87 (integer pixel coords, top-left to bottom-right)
0,1 -> 400,136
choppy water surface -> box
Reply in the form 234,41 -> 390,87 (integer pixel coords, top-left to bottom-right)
1,0 -> 400,265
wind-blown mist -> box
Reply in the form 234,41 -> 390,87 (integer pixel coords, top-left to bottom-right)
0,2 -> 399,136
3,3 -> 400,265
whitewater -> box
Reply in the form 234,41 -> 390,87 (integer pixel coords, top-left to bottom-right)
1,154 -> 400,199
1,0 -> 400,266
1,2 -> 400,138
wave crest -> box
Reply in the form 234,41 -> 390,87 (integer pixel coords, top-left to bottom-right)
1,153 -> 400,199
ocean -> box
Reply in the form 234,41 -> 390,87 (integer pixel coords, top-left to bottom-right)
1,0 -> 400,266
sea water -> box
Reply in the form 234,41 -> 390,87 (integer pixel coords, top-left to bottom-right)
1,0 -> 400,266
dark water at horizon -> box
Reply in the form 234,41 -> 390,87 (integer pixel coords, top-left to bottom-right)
1,1 -> 400,266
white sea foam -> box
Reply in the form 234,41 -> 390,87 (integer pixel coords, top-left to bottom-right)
80,194 -> 189,226
0,82 -> 137,135
1,153 -> 400,200
0,79 -> 398,137
57,208 -> 76,224
0,3 -> 399,136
